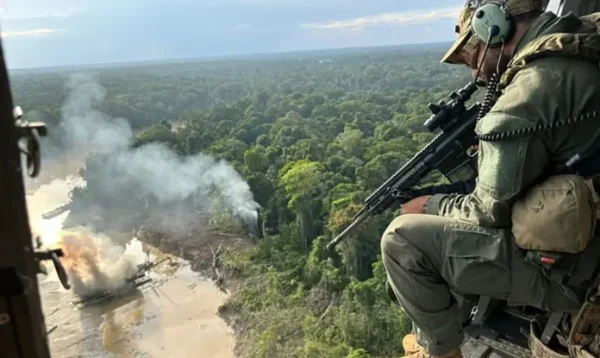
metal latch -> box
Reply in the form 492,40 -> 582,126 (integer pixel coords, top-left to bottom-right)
14,105 -> 47,178
33,236 -> 71,290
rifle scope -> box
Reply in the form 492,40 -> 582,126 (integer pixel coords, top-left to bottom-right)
423,81 -> 478,132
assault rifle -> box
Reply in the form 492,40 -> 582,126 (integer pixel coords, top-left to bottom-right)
327,81 -> 481,250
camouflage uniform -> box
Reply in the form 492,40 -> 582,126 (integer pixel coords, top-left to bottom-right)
381,1 -> 600,356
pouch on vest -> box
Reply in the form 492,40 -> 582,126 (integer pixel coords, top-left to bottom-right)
529,319 -> 570,358
511,175 -> 599,254
567,274 -> 600,357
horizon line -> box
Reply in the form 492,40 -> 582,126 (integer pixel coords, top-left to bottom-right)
7,40 -> 454,73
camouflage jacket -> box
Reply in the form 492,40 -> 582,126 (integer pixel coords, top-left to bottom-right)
424,11 -> 600,227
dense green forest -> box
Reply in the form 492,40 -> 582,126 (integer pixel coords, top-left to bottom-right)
13,44 -> 474,357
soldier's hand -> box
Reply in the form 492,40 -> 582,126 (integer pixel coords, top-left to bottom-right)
400,195 -> 431,214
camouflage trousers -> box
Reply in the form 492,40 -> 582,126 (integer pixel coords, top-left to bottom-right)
381,214 -> 584,356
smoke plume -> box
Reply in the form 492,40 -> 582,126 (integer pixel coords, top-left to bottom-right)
27,72 -> 261,298
60,73 -> 133,152
53,73 -> 260,236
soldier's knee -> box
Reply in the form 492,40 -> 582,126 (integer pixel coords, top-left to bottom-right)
381,215 -> 413,260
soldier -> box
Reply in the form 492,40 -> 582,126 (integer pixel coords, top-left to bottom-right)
381,1 -> 600,357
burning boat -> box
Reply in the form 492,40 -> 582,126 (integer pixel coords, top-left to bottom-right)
73,257 -> 174,306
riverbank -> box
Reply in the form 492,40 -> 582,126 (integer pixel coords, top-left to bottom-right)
131,224 -> 256,358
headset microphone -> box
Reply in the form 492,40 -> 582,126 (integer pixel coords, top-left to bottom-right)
473,24 -> 501,84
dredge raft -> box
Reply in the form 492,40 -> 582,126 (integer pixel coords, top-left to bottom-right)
72,257 -> 174,307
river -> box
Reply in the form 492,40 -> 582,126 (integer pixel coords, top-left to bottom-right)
27,178 -> 236,358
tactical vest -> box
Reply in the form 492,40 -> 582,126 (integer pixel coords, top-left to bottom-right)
528,274 -> 600,358
498,12 -> 600,91
496,12 -> 600,358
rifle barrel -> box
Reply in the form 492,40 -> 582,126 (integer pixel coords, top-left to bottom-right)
327,207 -> 373,250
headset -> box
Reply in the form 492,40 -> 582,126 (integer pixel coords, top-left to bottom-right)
469,1 -> 516,47
466,1 -> 516,121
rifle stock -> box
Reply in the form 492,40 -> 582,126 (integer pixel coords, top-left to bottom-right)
327,82 -> 481,250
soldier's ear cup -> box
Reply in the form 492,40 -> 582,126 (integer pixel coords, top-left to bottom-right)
471,2 -> 514,46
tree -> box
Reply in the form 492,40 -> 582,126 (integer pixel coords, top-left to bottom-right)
336,126 -> 363,159
210,138 -> 248,163
244,146 -> 269,173
279,160 -> 326,250
133,121 -> 177,148
327,202 -> 385,279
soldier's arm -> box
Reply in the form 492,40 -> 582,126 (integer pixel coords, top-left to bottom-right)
423,64 -> 555,227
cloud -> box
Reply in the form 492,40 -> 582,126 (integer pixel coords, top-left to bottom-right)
0,0 -> 85,20
0,10 -> 83,20
1,28 -> 63,38
302,6 -> 462,31
199,0 -> 352,7
235,24 -> 253,31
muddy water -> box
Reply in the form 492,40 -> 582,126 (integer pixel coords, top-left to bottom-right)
28,179 -> 235,358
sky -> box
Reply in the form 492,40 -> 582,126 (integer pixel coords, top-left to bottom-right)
0,0 -> 468,69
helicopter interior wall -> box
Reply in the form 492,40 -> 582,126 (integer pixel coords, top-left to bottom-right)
548,0 -> 600,15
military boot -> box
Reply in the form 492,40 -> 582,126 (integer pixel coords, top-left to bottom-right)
401,335 -> 463,358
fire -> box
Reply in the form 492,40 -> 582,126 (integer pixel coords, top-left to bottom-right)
46,228 -> 144,297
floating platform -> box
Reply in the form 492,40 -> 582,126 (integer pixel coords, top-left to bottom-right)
73,257 -> 174,307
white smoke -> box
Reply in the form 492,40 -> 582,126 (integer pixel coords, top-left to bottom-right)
111,142 -> 257,212
57,229 -> 146,297
59,73 -> 132,152
56,72 -> 260,232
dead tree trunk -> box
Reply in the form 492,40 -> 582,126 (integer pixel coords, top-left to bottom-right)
319,292 -> 339,321
211,241 -> 224,288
